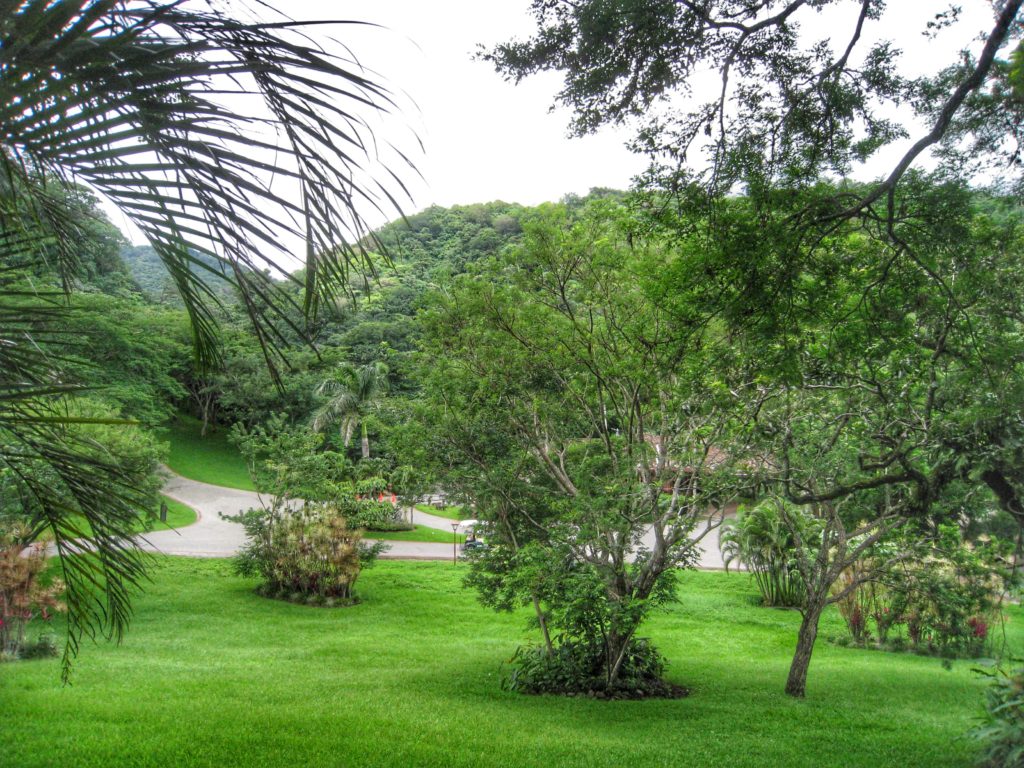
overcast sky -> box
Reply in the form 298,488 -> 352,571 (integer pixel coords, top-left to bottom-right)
108,1 -> 1002,246
287,1 -> 998,217
294,1 -> 647,212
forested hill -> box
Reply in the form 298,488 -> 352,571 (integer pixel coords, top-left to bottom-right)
373,200 -> 526,277
86,191 -> 621,427
370,190 -> 625,279
120,192 -> 624,303
118,199 -> 530,305
120,244 -> 234,302
315,200 -> 535,384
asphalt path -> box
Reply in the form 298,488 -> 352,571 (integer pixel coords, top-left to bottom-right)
146,470 -> 729,568
152,471 -> 459,560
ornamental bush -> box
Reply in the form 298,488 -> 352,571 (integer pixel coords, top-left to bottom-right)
831,527 -> 1010,658
0,524 -> 65,659
230,501 -> 384,604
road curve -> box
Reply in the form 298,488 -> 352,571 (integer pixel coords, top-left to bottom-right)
147,470 -> 728,568
151,470 -> 457,560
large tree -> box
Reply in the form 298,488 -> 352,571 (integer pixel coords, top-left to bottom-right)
413,201 -> 750,693
0,0 -> 414,675
716,178 -> 1024,696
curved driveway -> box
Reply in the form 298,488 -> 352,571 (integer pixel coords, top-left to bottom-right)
151,471 -> 456,560
148,470 -> 728,568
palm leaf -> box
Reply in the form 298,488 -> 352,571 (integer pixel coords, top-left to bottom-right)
0,0 -> 418,677
1,0 -> 419,374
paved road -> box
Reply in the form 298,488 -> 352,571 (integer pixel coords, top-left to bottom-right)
148,470 -> 729,568
152,471 -> 456,560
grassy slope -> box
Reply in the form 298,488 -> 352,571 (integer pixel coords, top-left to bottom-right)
2,560 -> 1012,768
34,495 -> 197,543
414,503 -> 465,521
160,416 -> 255,491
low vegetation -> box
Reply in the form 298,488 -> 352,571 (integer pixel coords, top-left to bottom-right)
414,503 -> 466,521
369,525 -> 464,544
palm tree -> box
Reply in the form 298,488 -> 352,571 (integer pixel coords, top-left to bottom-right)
312,362 -> 389,459
1,1 -> 414,677
720,500 -> 814,608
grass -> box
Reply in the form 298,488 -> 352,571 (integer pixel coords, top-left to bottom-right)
2,559 -> 1013,768
367,525 -> 465,544
34,495 -> 197,543
415,503 -> 466,520
149,496 -> 198,532
159,415 -> 255,491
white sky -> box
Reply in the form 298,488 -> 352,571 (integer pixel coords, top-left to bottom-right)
269,0 -> 648,218
284,0 -> 998,214
109,1 -> 1003,249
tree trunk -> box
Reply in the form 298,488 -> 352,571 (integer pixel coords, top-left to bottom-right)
532,595 -> 554,657
785,599 -> 825,698
606,626 -> 638,688
360,422 -> 370,459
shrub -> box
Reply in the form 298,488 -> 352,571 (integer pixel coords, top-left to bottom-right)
0,524 -> 65,659
228,500 -> 386,603
720,500 -> 817,608
970,666 -> 1024,767
832,561 -> 885,645
340,497 -> 404,531
19,633 -> 59,660
505,637 -> 681,698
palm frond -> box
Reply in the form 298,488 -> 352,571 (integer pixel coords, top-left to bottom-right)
1,0 -> 420,374
0,0 -> 418,676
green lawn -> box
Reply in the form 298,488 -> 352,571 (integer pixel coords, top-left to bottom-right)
149,496 -> 198,532
415,503 -> 466,520
367,525 -> 465,544
160,415 -> 255,491
34,495 -> 197,542
2,559 -> 1011,768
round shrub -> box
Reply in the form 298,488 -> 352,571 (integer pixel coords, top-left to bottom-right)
505,637 -> 685,699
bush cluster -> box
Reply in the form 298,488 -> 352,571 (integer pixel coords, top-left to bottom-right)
340,497 -> 410,531
830,528 -> 1009,659
504,637 -> 685,699
230,501 -> 384,604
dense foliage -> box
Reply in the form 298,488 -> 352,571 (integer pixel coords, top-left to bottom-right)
830,527 -> 1012,659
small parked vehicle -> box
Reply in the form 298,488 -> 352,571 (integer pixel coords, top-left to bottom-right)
458,519 -> 487,552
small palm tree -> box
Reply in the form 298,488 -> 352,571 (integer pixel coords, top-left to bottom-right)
312,362 -> 389,459
720,499 -> 815,608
